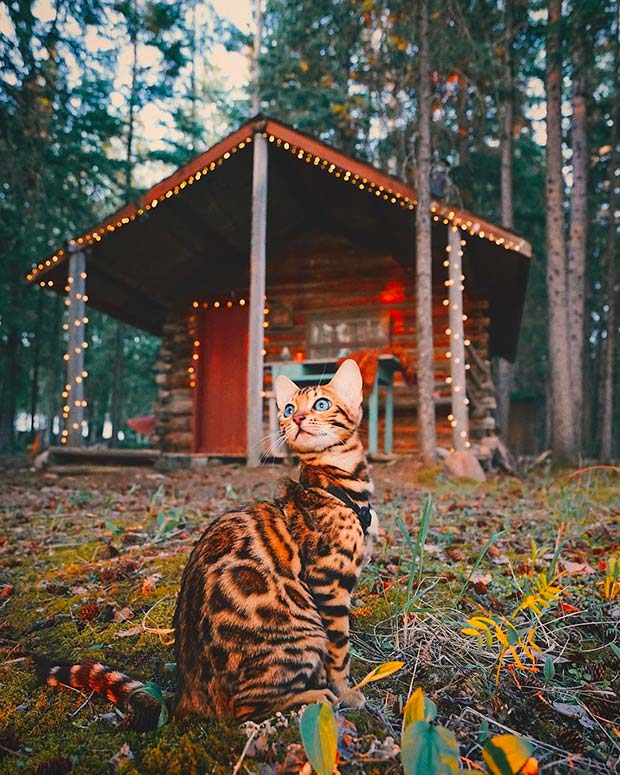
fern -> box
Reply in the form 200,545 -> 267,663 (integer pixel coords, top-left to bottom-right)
513,573 -> 563,617
603,557 -> 619,600
461,616 -> 542,682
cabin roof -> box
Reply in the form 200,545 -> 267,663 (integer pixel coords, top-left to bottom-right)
25,115 -> 531,361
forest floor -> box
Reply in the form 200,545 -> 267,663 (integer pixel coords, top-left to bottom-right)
0,459 -> 618,775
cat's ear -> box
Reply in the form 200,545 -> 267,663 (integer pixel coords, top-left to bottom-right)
328,359 -> 363,408
275,375 -> 298,410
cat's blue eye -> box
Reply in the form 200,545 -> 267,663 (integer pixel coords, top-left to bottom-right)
283,404 -> 295,418
313,398 -> 331,412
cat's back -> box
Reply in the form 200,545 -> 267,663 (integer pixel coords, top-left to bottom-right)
184,499 -> 302,578
174,498 -> 327,720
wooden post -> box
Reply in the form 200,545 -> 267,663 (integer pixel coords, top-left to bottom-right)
367,373 -> 379,456
63,247 -> 87,446
447,226 -> 469,451
246,131 -> 268,466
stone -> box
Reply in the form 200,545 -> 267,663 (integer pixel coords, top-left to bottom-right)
443,450 -> 486,482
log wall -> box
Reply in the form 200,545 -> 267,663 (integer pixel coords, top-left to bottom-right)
152,236 -> 497,454
151,316 -> 194,452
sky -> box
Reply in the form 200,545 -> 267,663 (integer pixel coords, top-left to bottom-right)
1,0 -> 552,184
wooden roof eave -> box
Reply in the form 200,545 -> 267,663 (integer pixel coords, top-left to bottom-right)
261,119 -> 532,259
25,115 -> 531,288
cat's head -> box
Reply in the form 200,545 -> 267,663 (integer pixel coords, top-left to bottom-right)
275,359 -> 363,453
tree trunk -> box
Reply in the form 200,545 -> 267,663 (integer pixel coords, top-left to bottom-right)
45,294 -> 64,447
496,0 -> 515,440
30,290 -> 43,439
110,322 -> 124,448
0,328 -> 18,452
545,0 -> 576,462
125,9 -> 138,197
567,12 -> 588,451
601,0 -> 619,462
415,0 -> 437,465
252,0 -> 263,114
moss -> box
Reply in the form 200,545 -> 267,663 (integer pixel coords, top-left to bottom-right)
1,467 -> 617,774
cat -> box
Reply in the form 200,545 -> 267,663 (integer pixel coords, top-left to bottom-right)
36,358 -> 378,727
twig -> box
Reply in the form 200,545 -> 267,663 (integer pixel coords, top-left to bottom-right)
0,743 -> 22,757
0,656 -> 27,666
551,465 -> 620,488
141,595 -> 175,642
70,690 -> 94,718
231,726 -> 259,775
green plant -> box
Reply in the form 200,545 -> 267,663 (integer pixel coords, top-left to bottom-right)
401,689 -> 536,775
397,494 -> 433,601
298,661 -> 403,773
401,688 -> 459,775
299,703 -> 337,775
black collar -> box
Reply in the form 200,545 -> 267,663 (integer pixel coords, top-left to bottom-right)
323,484 -> 373,536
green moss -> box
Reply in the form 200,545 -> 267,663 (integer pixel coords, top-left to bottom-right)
1,467 -> 617,774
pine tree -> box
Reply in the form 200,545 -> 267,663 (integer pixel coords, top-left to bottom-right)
545,0 -> 577,461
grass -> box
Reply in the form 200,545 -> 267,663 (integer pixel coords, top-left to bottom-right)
0,461 -> 618,774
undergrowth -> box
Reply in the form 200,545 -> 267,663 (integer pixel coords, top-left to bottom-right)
0,463 -> 618,774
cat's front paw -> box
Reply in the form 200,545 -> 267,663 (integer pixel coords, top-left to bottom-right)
339,689 -> 366,709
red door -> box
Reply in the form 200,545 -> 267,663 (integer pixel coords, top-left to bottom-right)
194,305 -> 248,454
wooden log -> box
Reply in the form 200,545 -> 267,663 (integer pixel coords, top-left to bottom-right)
246,131 -> 268,466
65,248 -> 87,446
165,431 -> 193,450
447,226 -> 469,451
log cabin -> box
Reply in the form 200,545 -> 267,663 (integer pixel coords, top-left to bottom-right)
25,115 -> 531,463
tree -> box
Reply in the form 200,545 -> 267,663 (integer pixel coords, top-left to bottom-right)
566,2 -> 589,450
495,0 -> 517,439
545,0 -> 577,461
415,0 -> 436,464
601,0 -> 619,461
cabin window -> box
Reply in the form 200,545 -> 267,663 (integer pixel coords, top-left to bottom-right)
306,309 -> 392,359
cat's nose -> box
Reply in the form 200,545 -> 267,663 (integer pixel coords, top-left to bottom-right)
292,412 -> 306,426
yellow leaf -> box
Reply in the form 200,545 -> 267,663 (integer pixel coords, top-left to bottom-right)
403,687 -> 437,731
354,660 -> 404,689
299,703 -> 337,775
483,734 -> 534,775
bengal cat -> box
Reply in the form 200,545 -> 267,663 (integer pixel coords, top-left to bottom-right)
37,359 -> 378,726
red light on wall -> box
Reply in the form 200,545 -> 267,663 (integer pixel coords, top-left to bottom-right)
294,351 -> 305,362
379,280 -> 405,305
391,309 -> 406,334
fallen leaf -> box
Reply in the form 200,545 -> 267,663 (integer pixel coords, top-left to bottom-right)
115,626 -> 143,638
470,572 -> 492,592
141,574 -> 161,595
559,602 -> 581,613
561,560 -> 596,575
551,702 -> 597,730
109,742 -> 134,769
113,606 -> 134,623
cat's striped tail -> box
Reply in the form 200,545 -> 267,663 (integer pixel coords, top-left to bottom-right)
34,656 -> 165,731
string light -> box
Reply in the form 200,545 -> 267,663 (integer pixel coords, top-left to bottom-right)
186,295 -> 270,389
61,265 -> 88,444
444,227 -> 470,450
27,125 -> 529,284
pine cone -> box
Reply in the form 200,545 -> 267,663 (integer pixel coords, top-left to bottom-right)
583,693 -> 620,722
78,603 -> 99,623
589,663 -> 605,682
556,727 -> 585,754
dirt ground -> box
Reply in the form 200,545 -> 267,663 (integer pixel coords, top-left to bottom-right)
0,459 -> 618,774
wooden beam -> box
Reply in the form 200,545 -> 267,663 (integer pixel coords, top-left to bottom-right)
63,248 -> 87,446
246,132 -> 268,466
447,226 -> 470,450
